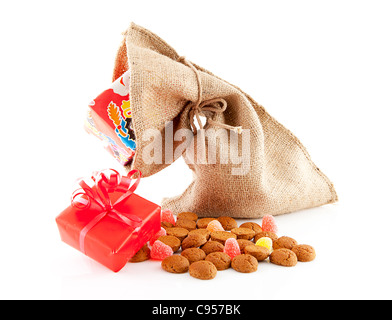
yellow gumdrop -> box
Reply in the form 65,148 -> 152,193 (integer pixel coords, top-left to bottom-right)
255,237 -> 273,252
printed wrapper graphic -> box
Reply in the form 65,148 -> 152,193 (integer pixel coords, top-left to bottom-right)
85,70 -> 136,165
56,169 -> 161,272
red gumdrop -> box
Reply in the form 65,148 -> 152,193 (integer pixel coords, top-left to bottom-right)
150,240 -> 173,260
223,238 -> 241,259
261,214 -> 278,234
161,209 -> 176,225
149,227 -> 166,246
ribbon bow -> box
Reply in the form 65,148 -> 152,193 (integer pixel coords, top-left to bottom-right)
71,169 -> 143,254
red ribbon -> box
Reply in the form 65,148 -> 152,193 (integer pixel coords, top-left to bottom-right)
71,169 -> 143,254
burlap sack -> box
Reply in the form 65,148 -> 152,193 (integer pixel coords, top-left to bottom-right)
112,23 -> 338,218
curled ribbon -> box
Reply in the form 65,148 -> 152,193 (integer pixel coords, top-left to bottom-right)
71,169 -> 143,254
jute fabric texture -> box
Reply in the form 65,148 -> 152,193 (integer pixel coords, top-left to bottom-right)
112,23 -> 338,218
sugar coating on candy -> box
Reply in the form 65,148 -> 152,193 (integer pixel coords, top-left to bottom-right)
255,237 -> 273,253
261,214 -> 278,234
150,227 -> 166,246
161,209 -> 176,225
223,238 -> 241,259
150,240 -> 173,260
206,220 -> 225,232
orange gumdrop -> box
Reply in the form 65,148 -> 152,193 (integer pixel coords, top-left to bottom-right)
207,220 -> 225,232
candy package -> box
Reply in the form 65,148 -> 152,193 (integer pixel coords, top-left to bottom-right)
85,70 -> 136,165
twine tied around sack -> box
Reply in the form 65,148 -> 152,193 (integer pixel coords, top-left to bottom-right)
178,56 -> 243,135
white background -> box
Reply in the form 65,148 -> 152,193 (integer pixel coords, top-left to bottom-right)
1,0 -> 391,300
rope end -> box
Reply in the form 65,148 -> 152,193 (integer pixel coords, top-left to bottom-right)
233,126 -> 243,134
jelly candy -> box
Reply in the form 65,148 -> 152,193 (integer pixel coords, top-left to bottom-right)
161,209 -> 176,225
206,220 -> 225,232
223,238 -> 241,259
255,237 -> 273,253
261,214 -> 278,234
149,227 -> 166,246
150,240 -> 173,260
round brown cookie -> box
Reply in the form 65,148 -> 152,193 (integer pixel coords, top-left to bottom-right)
205,252 -> 231,270
161,221 -> 174,230
188,228 -> 210,241
181,248 -> 206,264
189,260 -> 217,280
166,227 -> 189,242
231,227 -> 256,240
244,245 -> 270,261
177,212 -> 198,222
129,244 -> 150,263
181,234 -> 208,250
292,244 -> 316,262
200,241 -> 224,255
270,248 -> 298,267
239,222 -> 263,234
217,216 -> 238,231
161,255 -> 190,273
158,235 -> 181,252
254,231 -> 278,243
175,218 -> 197,231
231,254 -> 258,273
237,239 -> 255,253
210,231 -> 237,245
273,236 -> 298,250
197,218 -> 216,229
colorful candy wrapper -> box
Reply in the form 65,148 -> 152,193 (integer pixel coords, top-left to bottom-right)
85,70 -> 136,165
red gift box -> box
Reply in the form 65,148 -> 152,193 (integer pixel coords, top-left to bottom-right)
56,169 -> 161,272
